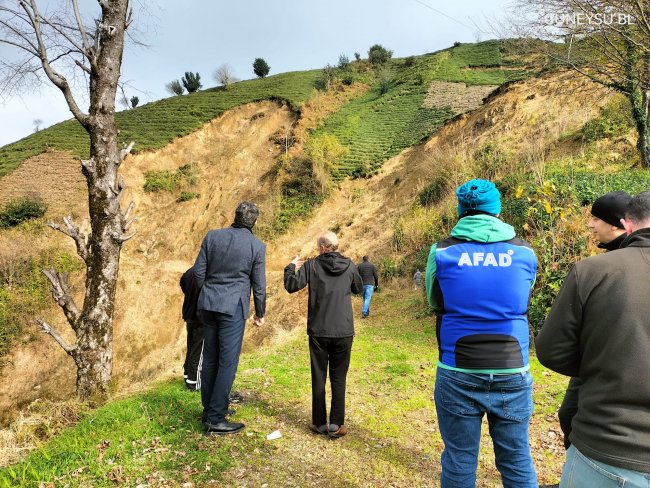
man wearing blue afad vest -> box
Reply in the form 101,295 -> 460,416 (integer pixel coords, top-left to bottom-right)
426,179 -> 538,488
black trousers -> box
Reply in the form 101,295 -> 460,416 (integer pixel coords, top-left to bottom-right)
309,335 -> 353,427
558,376 -> 581,449
199,306 -> 245,423
183,320 -> 204,388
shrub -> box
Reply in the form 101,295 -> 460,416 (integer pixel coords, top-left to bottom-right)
379,67 -> 393,95
253,58 -> 271,78
315,64 -> 337,91
338,54 -> 350,70
0,197 -> 47,228
304,134 -> 348,193
404,56 -> 416,67
181,72 -> 202,93
177,191 -> 200,202
165,80 -> 184,96
130,96 -> 139,108
581,96 -> 634,142
368,44 -> 393,65
419,175 -> 449,206
143,163 -> 198,194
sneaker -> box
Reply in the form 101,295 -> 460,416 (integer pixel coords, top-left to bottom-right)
309,424 -> 329,435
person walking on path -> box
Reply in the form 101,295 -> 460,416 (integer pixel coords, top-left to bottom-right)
536,190 -> 650,487
358,255 -> 378,318
426,179 -> 538,488
193,202 -> 266,436
180,265 -> 204,391
413,268 -> 422,289
284,231 -> 363,439
557,190 -> 631,450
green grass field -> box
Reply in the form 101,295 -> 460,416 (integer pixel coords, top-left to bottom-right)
0,289 -> 566,487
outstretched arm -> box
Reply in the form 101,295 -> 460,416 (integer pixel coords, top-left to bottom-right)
284,257 -> 309,293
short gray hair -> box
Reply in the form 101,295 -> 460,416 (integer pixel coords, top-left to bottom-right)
234,201 -> 259,229
317,231 -> 339,251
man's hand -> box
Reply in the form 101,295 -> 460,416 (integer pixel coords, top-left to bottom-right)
291,255 -> 305,271
253,315 -> 265,327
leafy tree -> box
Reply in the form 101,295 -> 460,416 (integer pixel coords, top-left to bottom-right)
315,63 -> 337,91
253,57 -> 271,78
368,44 -> 393,65
379,67 -> 393,94
354,52 -> 361,61
0,0 -> 136,398
305,134 -> 348,194
166,80 -> 184,96
510,0 -> 650,167
182,72 -> 202,93
32,118 -> 43,133
213,64 -> 239,89
338,53 -> 350,70
130,96 -> 139,108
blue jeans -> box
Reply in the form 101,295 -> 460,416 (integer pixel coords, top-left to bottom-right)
362,284 -> 374,317
434,367 -> 537,488
561,445 -> 650,488
199,304 -> 245,424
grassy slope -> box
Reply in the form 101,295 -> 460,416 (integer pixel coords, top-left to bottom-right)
0,289 -> 566,487
312,40 -> 534,180
0,41 -> 535,180
0,70 -> 320,178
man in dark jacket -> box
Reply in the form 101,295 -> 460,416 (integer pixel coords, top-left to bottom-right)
357,255 -> 378,318
536,190 -> 650,486
284,231 -> 363,438
180,265 -> 203,391
426,179 -> 538,488
557,190 -> 631,450
193,202 -> 266,436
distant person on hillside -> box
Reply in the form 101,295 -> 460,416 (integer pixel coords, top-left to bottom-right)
193,202 -> 266,436
557,190 -> 631,451
284,231 -> 363,439
180,265 -> 204,391
536,191 -> 650,487
426,179 -> 538,487
357,255 -> 378,318
413,268 -> 422,289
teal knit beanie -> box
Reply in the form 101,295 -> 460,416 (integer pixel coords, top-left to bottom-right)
456,179 -> 501,216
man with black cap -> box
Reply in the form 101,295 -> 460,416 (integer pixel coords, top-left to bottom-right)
193,201 -> 266,436
537,190 -> 650,486
425,179 -> 538,487
557,190 -> 632,452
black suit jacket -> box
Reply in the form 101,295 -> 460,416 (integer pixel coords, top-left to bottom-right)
193,226 -> 266,317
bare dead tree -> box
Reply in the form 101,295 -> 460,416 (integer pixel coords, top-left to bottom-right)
0,0 -> 136,398
506,0 -> 650,167
213,63 -> 238,90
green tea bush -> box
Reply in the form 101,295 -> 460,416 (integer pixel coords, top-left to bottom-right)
0,197 -> 47,228
419,175 -> 449,207
581,96 -> 634,142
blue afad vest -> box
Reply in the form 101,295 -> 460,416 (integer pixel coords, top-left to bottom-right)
434,237 -> 537,371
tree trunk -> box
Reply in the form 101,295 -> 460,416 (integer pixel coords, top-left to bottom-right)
72,0 -> 129,398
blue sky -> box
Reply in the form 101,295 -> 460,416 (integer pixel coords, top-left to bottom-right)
0,0 -> 510,147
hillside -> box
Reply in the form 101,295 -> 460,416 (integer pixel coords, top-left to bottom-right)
2,39 -> 650,478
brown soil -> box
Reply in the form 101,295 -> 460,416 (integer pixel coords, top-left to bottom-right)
0,71 -> 613,432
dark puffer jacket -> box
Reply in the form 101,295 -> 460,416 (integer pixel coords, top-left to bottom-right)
284,252 -> 363,337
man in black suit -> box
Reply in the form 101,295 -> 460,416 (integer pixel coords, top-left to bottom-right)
193,202 -> 266,435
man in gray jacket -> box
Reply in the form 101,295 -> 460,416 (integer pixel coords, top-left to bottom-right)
536,190 -> 650,486
193,202 -> 266,435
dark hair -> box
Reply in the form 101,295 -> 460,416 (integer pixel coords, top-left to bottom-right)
625,190 -> 650,224
233,201 -> 259,229
362,255 -> 369,261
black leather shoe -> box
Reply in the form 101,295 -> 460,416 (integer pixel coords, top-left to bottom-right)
204,421 -> 245,436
